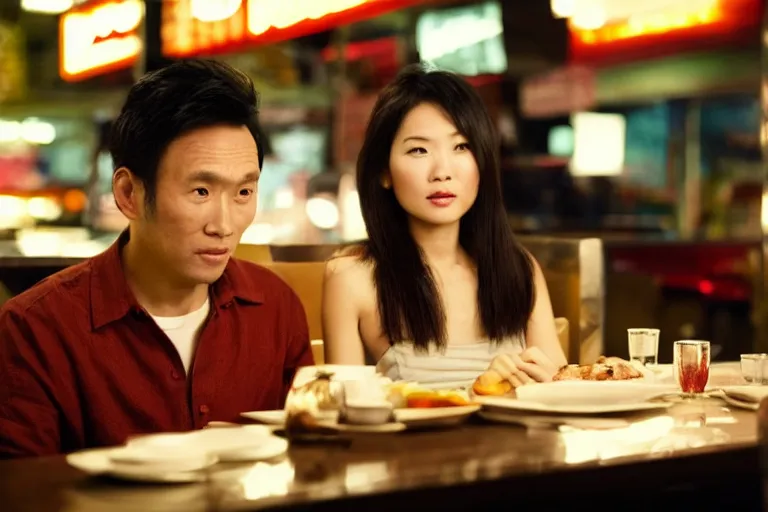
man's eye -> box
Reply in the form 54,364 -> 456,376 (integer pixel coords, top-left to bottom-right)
194,188 -> 209,197
239,189 -> 253,197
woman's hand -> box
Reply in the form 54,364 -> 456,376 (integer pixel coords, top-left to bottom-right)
485,347 -> 559,388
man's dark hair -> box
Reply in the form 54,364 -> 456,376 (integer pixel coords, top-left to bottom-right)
109,59 -> 263,207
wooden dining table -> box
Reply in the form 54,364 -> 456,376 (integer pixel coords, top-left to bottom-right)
0,364 -> 764,512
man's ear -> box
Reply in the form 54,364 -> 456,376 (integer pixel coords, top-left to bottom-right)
112,167 -> 144,220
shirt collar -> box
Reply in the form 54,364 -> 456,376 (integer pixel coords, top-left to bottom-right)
90,230 -> 265,330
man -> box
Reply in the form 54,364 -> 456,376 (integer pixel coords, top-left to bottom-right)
0,59 -> 314,458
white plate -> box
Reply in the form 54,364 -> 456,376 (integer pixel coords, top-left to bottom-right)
126,426 -> 287,462
239,409 -> 340,426
108,446 -> 212,472
394,405 -> 480,427
475,395 -> 674,415
67,447 -> 217,483
241,409 -> 287,425
314,420 -> 406,433
478,410 -> 632,429
215,435 -> 288,462
516,380 -> 676,407
241,409 -> 404,432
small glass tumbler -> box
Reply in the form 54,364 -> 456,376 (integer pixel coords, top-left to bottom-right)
627,328 -> 660,366
674,340 -> 710,396
740,354 -> 768,384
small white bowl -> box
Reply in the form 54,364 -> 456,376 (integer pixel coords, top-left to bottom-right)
343,401 -> 394,425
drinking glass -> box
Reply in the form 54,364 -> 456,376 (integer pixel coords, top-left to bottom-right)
627,328 -> 660,366
673,340 -> 710,396
740,354 -> 768,384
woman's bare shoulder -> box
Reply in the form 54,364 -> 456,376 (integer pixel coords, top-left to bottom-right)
324,245 -> 374,291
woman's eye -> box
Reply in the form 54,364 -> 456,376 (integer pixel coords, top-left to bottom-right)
407,147 -> 427,155
456,143 -> 470,151
194,188 -> 209,197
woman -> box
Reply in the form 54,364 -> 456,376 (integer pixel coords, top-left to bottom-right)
322,65 -> 567,389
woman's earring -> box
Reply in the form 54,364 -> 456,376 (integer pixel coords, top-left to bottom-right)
381,178 -> 391,189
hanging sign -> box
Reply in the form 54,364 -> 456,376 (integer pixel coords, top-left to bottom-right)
59,0 -> 144,82
162,0 -> 419,58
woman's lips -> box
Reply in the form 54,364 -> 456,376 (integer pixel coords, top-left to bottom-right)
427,192 -> 456,207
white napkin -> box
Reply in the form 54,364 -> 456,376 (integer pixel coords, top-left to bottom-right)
720,385 -> 768,403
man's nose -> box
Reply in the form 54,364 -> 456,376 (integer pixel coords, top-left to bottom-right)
205,196 -> 234,237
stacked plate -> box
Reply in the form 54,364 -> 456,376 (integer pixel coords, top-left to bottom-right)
66,425 -> 288,483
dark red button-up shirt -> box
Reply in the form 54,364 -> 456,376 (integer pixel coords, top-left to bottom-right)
0,235 -> 313,458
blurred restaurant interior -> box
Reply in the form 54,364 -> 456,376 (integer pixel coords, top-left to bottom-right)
3,0 -> 768,509
2,0 -> 767,362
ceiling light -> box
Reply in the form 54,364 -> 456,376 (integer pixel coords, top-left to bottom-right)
570,5 -> 607,30
551,0 -> 576,18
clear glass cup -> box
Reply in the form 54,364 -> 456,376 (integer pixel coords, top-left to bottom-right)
740,354 -> 768,384
627,328 -> 660,366
674,340 -> 710,396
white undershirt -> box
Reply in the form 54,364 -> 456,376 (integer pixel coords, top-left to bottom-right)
150,299 -> 211,373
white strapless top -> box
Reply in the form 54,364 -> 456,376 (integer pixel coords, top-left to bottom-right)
375,337 -> 525,390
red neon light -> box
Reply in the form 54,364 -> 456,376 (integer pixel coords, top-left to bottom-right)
568,0 -> 761,66
321,36 -> 399,62
162,0 -> 421,58
59,0 -> 144,82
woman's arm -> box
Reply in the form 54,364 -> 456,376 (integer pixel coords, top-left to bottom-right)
525,256 -> 568,368
478,257 -> 568,390
321,257 -> 367,365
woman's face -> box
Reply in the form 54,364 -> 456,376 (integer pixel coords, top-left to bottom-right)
386,103 -> 480,228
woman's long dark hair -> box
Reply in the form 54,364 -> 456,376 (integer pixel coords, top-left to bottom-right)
356,64 -> 534,352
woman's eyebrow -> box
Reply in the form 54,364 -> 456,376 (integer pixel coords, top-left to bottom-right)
402,131 -> 460,143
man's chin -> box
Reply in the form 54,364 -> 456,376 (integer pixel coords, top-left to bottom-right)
188,266 -> 228,286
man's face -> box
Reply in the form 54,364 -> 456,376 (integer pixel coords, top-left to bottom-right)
134,124 -> 260,286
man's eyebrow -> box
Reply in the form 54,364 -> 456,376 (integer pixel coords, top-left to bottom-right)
242,170 -> 260,182
187,170 -> 220,183
187,170 -> 260,184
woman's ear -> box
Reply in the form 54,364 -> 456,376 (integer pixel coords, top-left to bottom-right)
380,172 -> 392,189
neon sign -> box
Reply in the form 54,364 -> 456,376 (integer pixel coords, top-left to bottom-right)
246,0 -> 364,36
570,2 -> 724,46
190,0 -> 241,22
59,0 -> 144,82
568,0 -> 761,65
162,0 -> 417,58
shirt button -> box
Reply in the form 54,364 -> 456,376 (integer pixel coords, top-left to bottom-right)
171,370 -> 181,380
199,405 -> 210,415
